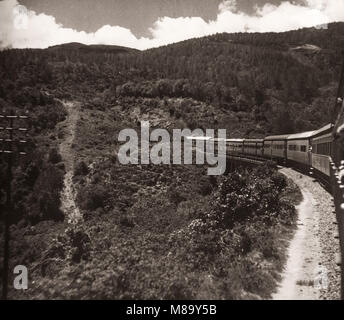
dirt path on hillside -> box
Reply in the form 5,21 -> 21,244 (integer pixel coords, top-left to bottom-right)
58,101 -> 81,224
272,168 -> 341,300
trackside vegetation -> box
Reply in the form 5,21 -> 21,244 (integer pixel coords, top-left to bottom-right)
7,162 -> 301,299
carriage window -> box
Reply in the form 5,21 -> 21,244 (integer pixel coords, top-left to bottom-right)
300,145 -> 307,152
314,142 -> 332,156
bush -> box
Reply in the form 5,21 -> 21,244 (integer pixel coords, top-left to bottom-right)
38,191 -> 63,221
12,162 -> 65,223
48,148 -> 62,164
65,225 -> 91,263
74,161 -> 89,176
119,214 -> 135,228
198,176 -> 213,196
168,185 -> 187,205
208,163 -> 290,227
79,185 -> 110,211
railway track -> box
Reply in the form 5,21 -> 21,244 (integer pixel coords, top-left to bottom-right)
226,152 -> 343,299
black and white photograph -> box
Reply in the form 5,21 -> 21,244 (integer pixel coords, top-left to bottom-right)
1,0 -> 344,306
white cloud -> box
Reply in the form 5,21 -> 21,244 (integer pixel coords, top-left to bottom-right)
219,0 -> 239,13
0,0 -> 343,50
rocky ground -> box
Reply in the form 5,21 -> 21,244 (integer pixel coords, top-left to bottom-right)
58,101 -> 82,224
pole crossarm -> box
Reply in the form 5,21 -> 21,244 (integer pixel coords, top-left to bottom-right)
0,127 -> 28,131
0,113 -> 29,300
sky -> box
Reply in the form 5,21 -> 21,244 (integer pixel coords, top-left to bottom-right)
0,0 -> 343,50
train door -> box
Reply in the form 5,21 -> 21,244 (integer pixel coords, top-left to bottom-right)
308,139 -> 312,167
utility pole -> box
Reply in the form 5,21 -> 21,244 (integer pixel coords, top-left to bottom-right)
0,113 -> 28,300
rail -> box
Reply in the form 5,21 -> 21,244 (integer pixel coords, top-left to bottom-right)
227,151 -> 343,298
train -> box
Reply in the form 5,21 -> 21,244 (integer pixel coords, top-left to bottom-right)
225,123 -> 334,182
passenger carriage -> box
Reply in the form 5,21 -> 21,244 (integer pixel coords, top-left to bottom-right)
226,139 -> 244,155
310,124 -> 334,178
286,130 -> 315,170
263,134 -> 289,163
243,139 -> 264,157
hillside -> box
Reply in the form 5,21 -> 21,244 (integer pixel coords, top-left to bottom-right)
47,42 -> 140,54
0,23 -> 343,299
1,23 -> 343,138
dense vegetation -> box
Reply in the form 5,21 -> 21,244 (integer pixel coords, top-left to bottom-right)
8,162 -> 301,299
0,23 -> 342,299
1,22 -> 343,137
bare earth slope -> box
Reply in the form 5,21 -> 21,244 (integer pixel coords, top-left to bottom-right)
58,101 -> 82,224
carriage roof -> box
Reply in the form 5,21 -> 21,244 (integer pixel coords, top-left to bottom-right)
310,123 -> 334,138
287,130 -> 316,140
264,134 -> 290,141
243,139 -> 264,143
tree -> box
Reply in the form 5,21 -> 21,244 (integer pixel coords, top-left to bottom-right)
273,109 -> 295,134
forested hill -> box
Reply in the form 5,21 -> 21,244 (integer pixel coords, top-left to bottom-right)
47,42 -> 139,54
1,22 -> 344,137
1,23 -> 344,300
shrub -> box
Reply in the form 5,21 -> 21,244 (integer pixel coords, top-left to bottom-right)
168,186 -> 187,205
38,191 -> 63,221
119,214 -> 135,228
198,176 -> 213,196
209,163 -> 290,227
65,225 -> 91,263
79,185 -> 110,211
48,148 -> 62,164
74,161 -> 89,176
17,163 -> 65,223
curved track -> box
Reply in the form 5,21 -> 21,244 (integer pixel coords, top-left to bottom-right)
273,168 -> 341,300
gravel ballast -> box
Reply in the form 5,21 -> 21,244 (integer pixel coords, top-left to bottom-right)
274,168 -> 341,300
